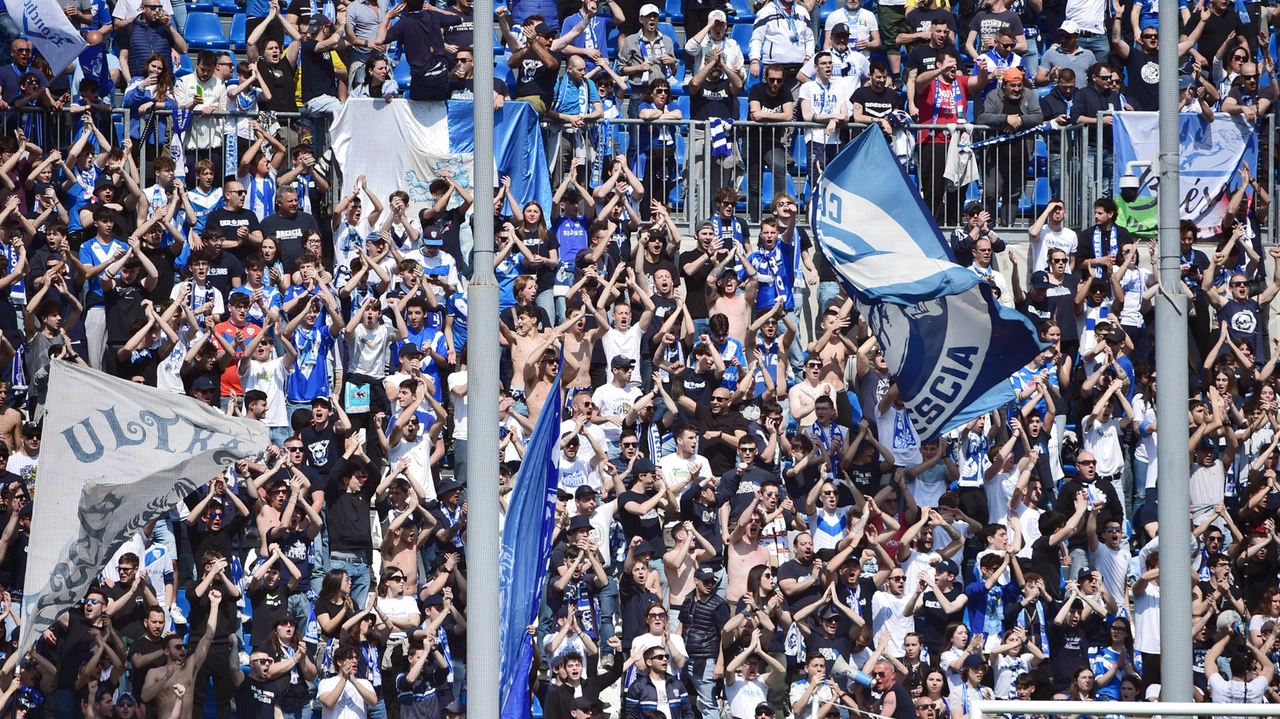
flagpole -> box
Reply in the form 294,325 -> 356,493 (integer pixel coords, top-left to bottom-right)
468,0 -> 500,716
1154,0 -> 1191,699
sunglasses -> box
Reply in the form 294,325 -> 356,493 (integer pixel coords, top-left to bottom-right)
85,598 -> 102,605
650,654 -> 669,661
228,189 -> 248,195
1231,281 -> 1250,287
1076,459 -> 1096,465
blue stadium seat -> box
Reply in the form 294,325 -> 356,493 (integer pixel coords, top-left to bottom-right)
728,0 -> 755,22
215,0 -> 241,13
737,95 -> 747,120
494,27 -> 505,54
395,57 -> 412,87
607,26 -> 619,49
184,11 -> 230,50
658,21 -> 678,39
1030,176 -> 1050,212
819,0 -> 840,22
174,52 -> 195,77
187,0 -> 215,11
230,13 -> 247,51
665,0 -> 684,24
731,22 -> 753,55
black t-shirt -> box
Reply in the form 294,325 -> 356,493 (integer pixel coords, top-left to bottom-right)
690,76 -> 735,120
1017,293 -> 1053,328
104,279 -> 148,346
618,488 -> 663,543
205,207 -> 262,261
903,8 -> 957,40
187,509 -> 250,563
237,675 -> 281,719
301,39 -> 338,102
511,51 -> 561,102
521,230 -> 560,293
908,44 -> 943,75
967,9 -> 1023,47
101,582 -> 150,640
184,580 -> 241,642
206,249 -> 244,300
248,582 -> 291,649
806,632 -> 854,676
300,420 -> 347,477
746,83 -> 794,147
850,85 -> 904,119
1182,9 -> 1246,64
143,245 -> 177,302
54,612 -> 99,688
1228,83 -> 1277,115
442,6 -> 474,52
777,558 -> 822,610
1045,275 -> 1080,341
257,58 -> 298,112
259,212 -> 320,268
914,584 -> 965,650
679,249 -> 715,319
679,492 -> 724,564
127,634 -> 165,671
679,368 -> 719,423
1029,535 -> 1065,599
448,75 -> 510,99
694,405 -> 749,476
313,597 -> 347,639
1122,46 -> 1160,111
419,207 -> 467,269
1048,620 -> 1089,687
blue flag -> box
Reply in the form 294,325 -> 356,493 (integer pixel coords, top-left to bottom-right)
815,130 -> 1042,440
498,358 -> 563,719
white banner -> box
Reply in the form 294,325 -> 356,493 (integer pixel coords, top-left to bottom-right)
1113,112 -> 1258,235
17,0 -> 87,75
20,362 -> 268,656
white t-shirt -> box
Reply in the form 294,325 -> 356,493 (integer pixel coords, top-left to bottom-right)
241,356 -> 288,427
1132,583 -> 1160,654
316,676 -> 374,719
1131,393 -> 1158,485
1117,267 -> 1152,327
1208,674 -> 1270,715
727,676 -> 770,719
1090,543 -> 1130,604
870,590 -> 912,656
333,217 -> 375,284
986,469 -> 1018,528
657,453 -> 713,498
824,7 -> 879,53
1063,0 -> 1106,33
449,371 -> 469,441
798,79 -> 848,144
601,325 -> 644,371
1029,225 -> 1078,273
592,383 -> 642,444
348,321 -> 394,379
1082,416 -> 1125,477
388,435 -> 437,500
789,679 -> 835,719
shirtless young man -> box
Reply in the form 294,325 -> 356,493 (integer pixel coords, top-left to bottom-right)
788,353 -> 832,430
0,384 -> 22,451
806,298 -> 857,392
141,589 -> 222,719
706,243 -> 758,346
564,297 -> 612,391
726,500 -> 771,603
381,487 -> 436,587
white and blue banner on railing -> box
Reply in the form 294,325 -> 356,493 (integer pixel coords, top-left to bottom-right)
1113,112 -> 1257,235
815,129 -> 1043,441
17,0 -> 86,74
497,355 -> 564,719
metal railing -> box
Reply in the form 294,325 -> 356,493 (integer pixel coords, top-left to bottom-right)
6,107 -> 133,153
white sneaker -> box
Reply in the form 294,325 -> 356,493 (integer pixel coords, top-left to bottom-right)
169,605 -> 187,624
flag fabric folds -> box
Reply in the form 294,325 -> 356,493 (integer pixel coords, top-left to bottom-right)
20,362 -> 268,657
814,129 -> 1043,440
498,359 -> 564,719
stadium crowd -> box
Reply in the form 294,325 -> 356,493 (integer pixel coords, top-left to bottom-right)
0,0 -> 1278,713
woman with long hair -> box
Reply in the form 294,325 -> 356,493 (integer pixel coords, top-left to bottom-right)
259,235 -> 291,291
1130,361 -> 1158,508
351,54 -> 401,101
314,569 -> 355,674
921,666 -> 953,719
265,617 -> 318,719
1063,665 -> 1096,702
122,53 -> 177,147
1091,616 -> 1139,700
939,622 -> 976,697
625,601 -> 688,682
636,79 -> 681,222
512,201 -> 558,324
345,611 -> 389,719
740,564 -> 791,651
950,655 -> 992,719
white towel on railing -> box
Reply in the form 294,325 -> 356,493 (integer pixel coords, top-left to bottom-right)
943,125 -> 978,191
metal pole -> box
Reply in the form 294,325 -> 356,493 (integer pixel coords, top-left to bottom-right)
1155,0 -> 1191,697
468,2 -> 500,718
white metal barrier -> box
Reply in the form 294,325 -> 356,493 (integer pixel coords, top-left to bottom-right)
973,700 -> 1280,718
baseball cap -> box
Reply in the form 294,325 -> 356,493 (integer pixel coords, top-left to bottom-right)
574,485 -> 599,499
632,457 -> 656,474
964,201 -> 984,215
639,3 -> 660,15
817,604 -> 840,619
1145,685 -> 1161,700
962,654 -> 986,668
572,698 -> 596,712
438,478 -> 465,495
831,22 -> 850,35
694,566 -> 716,583
534,22 -> 555,36
611,356 -> 635,370
307,14 -> 332,33
423,594 -> 445,607
709,9 -> 727,22
445,700 -> 466,715
935,559 -> 960,576
1059,19 -> 1081,34
422,226 -> 444,246
192,376 -> 216,392
311,396 -> 333,408
1178,74 -> 1195,90
1029,270 -> 1052,290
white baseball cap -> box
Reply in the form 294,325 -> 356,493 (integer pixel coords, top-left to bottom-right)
708,9 -> 727,22
639,3 -> 660,15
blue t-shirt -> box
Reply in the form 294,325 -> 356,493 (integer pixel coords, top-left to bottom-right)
287,325 -> 336,402
79,237 -> 129,306
563,12 -> 612,72
230,285 -> 284,326
394,327 -> 449,401
552,215 -> 590,265
446,291 -> 468,350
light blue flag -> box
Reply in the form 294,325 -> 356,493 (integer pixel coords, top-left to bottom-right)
498,357 -> 564,719
815,130 -> 1042,440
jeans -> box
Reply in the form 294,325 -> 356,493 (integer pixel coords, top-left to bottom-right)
171,0 -> 188,32
535,289 -> 558,326
409,70 -> 451,101
53,689 -> 78,719
1077,33 -> 1111,65
648,557 -> 669,604
1022,35 -> 1041,79
598,575 -> 619,654
690,659 -> 719,719
786,307 -> 805,379
454,438 -> 468,486
368,699 -> 388,719
270,426 -> 292,448
692,318 -> 710,341
329,553 -> 371,608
